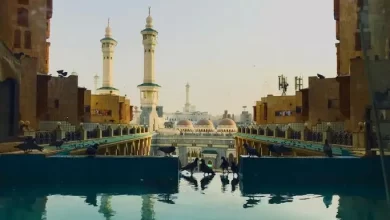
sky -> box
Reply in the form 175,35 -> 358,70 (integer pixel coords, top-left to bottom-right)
50,0 -> 336,115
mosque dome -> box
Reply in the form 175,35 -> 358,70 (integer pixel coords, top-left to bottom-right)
177,120 -> 193,126
195,119 -> 215,132
217,118 -> 237,133
197,119 -> 213,126
176,120 -> 194,132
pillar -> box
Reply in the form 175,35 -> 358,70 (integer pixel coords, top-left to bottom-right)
96,126 -> 102,139
108,126 -> 114,137
79,125 -> 88,140
118,126 -> 123,136
285,127 -> 292,139
55,125 -> 65,141
322,126 -> 333,144
262,143 -> 270,156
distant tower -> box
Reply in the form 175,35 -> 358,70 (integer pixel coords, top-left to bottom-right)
138,7 -> 161,131
184,83 -> 191,112
94,74 -> 99,94
97,18 -> 119,95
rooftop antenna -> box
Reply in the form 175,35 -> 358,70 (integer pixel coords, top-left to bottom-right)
295,76 -> 303,91
278,75 -> 289,96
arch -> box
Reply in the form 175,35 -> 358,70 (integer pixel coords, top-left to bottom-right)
17,8 -> 29,27
0,78 -> 19,141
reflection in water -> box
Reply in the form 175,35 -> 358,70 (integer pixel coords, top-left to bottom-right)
200,175 -> 215,191
85,193 -> 98,207
220,175 -> 229,192
98,195 -> 115,220
231,177 -> 239,192
323,194 -> 333,208
0,173 -> 390,219
157,194 -> 177,204
243,196 -> 261,208
181,174 -> 199,190
268,194 -> 293,204
141,195 -> 155,220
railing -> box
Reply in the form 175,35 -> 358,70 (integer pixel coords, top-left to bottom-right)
237,124 -> 353,147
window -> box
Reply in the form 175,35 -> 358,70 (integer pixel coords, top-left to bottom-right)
13,30 -> 21,48
296,106 -> 302,113
54,99 -> 59,109
85,106 -> 91,113
17,8 -> 29,27
18,0 -> 29,5
355,32 -> 361,51
24,31 -> 31,49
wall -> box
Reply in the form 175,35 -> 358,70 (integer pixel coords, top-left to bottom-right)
254,94 -> 304,125
308,76 -> 347,126
19,56 -> 37,129
349,58 -> 390,130
239,156 -> 390,186
36,74 -> 50,121
77,88 -> 91,123
335,0 -> 359,76
0,0 -> 52,74
46,75 -> 79,125
0,154 -> 180,186
90,94 -> 132,124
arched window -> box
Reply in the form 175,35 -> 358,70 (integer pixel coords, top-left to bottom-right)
13,30 -> 21,48
17,8 -> 29,27
24,31 -> 31,49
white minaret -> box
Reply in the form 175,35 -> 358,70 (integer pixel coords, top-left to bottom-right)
138,7 -> 161,131
94,74 -> 99,94
184,83 -> 191,112
97,18 -> 119,95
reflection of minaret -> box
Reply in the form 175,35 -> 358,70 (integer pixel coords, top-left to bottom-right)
141,195 -> 155,220
97,18 -> 119,95
138,7 -> 161,131
184,83 -> 191,112
98,195 -> 116,220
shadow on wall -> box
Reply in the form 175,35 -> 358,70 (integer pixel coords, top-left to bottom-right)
0,78 -> 19,142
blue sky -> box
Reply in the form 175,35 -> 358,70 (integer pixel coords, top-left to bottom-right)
50,0 -> 336,115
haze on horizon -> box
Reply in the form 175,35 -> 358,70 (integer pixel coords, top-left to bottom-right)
50,0 -> 336,116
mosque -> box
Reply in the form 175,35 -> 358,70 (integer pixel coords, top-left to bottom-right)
163,83 -> 211,125
151,117 -> 238,168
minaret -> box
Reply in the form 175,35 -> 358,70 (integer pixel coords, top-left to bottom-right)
97,18 -> 119,95
138,7 -> 161,131
94,74 -> 99,94
184,83 -> 191,112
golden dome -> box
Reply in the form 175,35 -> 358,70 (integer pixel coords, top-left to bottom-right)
218,118 -> 236,126
177,120 -> 193,126
197,119 -> 213,126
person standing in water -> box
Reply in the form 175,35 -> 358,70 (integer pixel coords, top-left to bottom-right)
323,139 -> 333,157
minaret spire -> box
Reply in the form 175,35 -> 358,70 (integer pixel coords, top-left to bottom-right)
148,6 -> 151,16
108,18 -> 110,27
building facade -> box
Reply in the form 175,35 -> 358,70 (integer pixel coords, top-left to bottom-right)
0,0 -> 52,74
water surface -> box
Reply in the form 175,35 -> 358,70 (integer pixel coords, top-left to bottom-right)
0,173 -> 389,220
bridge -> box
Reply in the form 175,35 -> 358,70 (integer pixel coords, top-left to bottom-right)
234,123 -> 366,160
6,123 -> 153,156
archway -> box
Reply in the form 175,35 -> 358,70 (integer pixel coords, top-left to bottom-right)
0,78 -> 19,141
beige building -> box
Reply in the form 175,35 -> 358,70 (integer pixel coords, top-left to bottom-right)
0,0 -> 52,74
91,94 -> 132,124
334,0 -> 390,76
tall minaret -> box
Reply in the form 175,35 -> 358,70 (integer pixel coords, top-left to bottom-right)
97,19 -> 119,95
138,7 -> 161,131
184,83 -> 191,112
